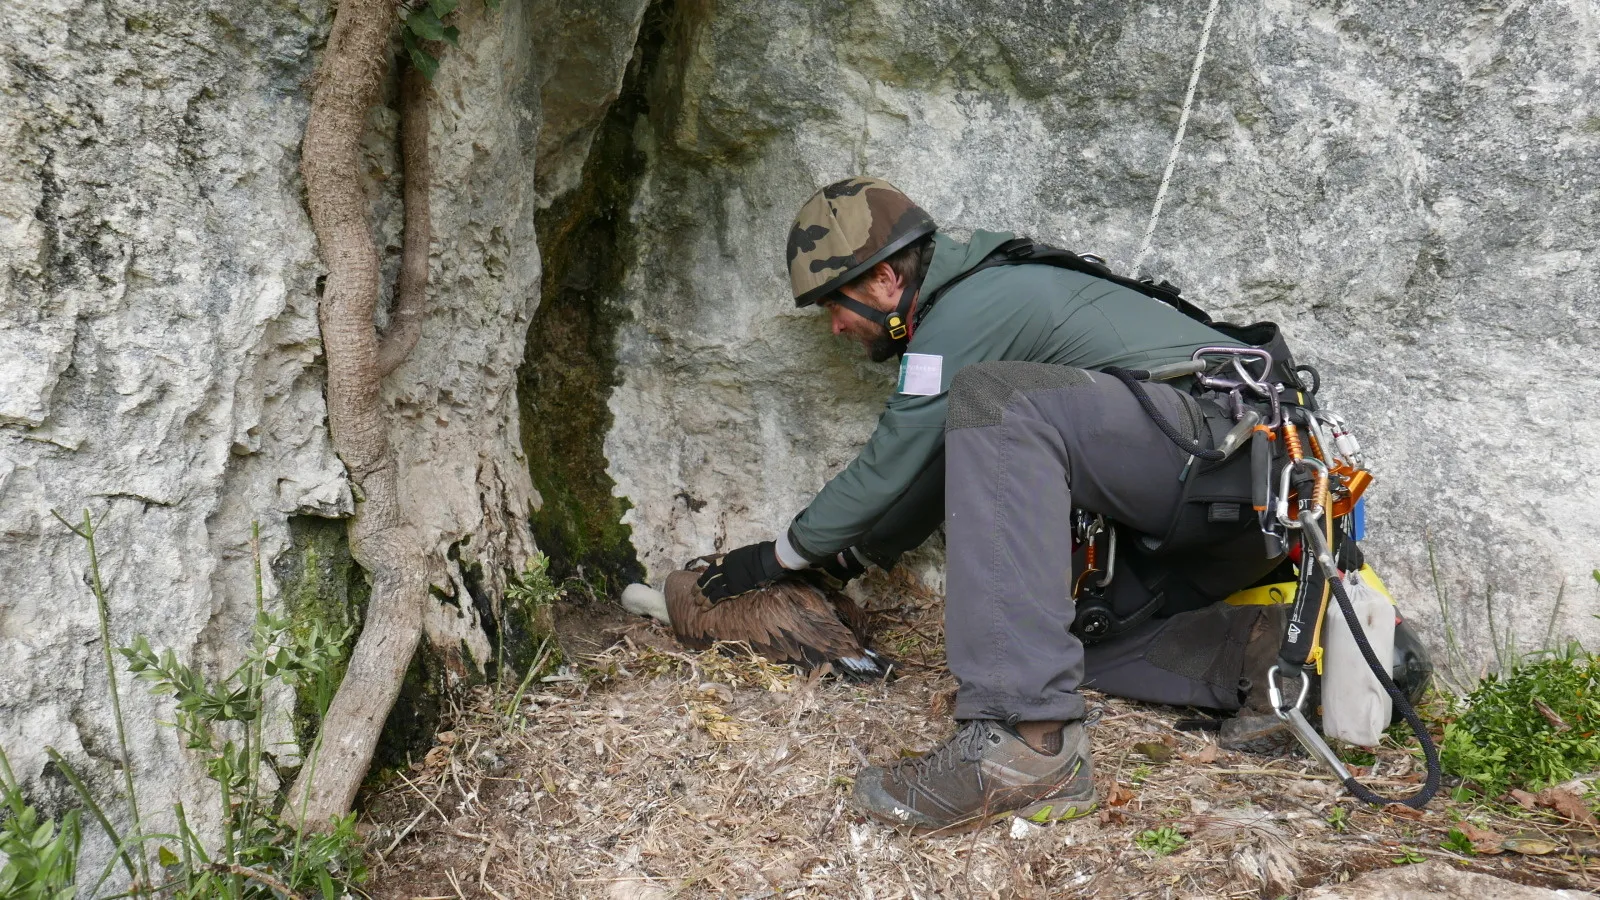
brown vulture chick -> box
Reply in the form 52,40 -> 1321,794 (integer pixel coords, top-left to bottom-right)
621,568 -> 892,680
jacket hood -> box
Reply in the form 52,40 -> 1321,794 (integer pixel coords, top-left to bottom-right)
919,230 -> 1017,300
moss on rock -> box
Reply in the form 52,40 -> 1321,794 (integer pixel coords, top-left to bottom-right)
518,5 -> 681,590
272,515 -> 370,750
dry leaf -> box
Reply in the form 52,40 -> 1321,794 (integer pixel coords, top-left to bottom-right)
1382,803 -> 1425,821
687,701 -> 742,741
1533,698 -> 1570,731
697,682 -> 735,704
1502,835 -> 1561,856
1097,807 -> 1127,825
1536,787 -> 1599,825
422,745 -> 449,770
1461,823 -> 1502,842
1107,785 -> 1135,807
436,730 -> 457,745
1507,788 -> 1539,810
1133,742 -> 1174,763
1187,743 -> 1218,764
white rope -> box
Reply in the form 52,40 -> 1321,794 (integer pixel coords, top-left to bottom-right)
1130,0 -> 1225,277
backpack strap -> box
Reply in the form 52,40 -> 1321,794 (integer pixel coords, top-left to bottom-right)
916,237 -> 1315,397
915,237 -> 1215,328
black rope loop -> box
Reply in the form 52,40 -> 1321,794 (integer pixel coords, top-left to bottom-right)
1102,366 -> 1225,461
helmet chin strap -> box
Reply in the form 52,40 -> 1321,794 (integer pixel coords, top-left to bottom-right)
831,280 -> 919,352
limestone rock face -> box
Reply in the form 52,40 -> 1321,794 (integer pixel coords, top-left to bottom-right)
606,0 -> 1600,669
1,0 -> 349,845
0,0 -> 645,863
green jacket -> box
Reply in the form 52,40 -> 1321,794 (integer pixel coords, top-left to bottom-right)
783,230 -> 1243,563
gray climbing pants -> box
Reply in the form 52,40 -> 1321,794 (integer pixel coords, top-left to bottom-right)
942,361 -> 1277,723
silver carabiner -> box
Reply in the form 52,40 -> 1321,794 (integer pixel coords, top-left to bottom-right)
1266,663 -> 1309,717
1266,666 -> 1354,782
1275,457 -> 1327,529
1191,346 -> 1275,395
1303,410 -> 1338,468
1096,525 -> 1117,588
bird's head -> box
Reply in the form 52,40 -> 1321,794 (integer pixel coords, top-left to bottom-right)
621,583 -> 672,624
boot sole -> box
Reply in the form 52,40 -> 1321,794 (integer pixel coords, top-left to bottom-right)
903,793 -> 1099,837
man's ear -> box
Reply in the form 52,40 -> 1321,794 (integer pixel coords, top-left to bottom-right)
873,260 -> 902,291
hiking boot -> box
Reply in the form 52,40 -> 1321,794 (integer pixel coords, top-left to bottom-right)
853,719 -> 1097,834
1220,605 -> 1295,754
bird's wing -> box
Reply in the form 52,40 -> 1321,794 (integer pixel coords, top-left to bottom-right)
662,571 -> 870,670
823,585 -> 874,644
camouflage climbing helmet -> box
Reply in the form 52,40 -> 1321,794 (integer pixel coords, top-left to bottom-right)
787,177 -> 937,307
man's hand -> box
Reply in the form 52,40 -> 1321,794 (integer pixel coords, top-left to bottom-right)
819,548 -> 868,584
696,541 -> 786,602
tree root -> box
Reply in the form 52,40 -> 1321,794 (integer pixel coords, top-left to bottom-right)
288,0 -> 434,828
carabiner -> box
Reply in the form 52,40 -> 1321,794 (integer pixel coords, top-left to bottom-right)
1266,663 -> 1309,717
1191,346 -> 1275,394
1268,665 -> 1355,781
1096,524 -> 1118,588
1276,457 -> 1328,529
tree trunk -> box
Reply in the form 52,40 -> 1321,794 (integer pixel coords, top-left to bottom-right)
289,0 -> 434,827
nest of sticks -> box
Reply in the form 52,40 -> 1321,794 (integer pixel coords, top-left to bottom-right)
359,568 -> 1599,899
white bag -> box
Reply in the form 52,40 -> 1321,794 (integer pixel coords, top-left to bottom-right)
1320,569 -> 1395,748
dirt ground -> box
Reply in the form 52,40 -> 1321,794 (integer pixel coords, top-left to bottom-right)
356,571 -> 1600,899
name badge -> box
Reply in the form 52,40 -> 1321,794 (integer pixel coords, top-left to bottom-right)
897,353 -> 943,396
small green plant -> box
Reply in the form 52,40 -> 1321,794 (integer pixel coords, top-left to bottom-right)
1439,643 -> 1600,796
1441,828 -> 1475,856
0,746 -> 81,900
505,554 -> 562,610
500,555 -> 565,722
1391,847 -> 1426,865
1128,764 -> 1152,786
400,0 -> 502,81
1336,745 -> 1376,767
1325,806 -> 1350,833
400,0 -> 460,81
1134,826 -> 1186,857
47,513 -> 364,898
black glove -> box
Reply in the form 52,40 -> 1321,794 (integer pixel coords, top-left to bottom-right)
696,541 -> 785,603
819,547 -> 868,584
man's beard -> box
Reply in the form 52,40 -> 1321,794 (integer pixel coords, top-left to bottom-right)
866,330 -> 899,363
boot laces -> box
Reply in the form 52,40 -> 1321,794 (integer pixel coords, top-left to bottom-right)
889,721 -> 999,784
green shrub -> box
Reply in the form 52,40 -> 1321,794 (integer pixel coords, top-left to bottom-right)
1441,645 -> 1600,796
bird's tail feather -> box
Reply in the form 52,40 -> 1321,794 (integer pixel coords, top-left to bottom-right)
831,647 -> 896,682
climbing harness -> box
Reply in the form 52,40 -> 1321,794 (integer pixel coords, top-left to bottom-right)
1074,0 -> 1440,808
1094,347 -> 1441,808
